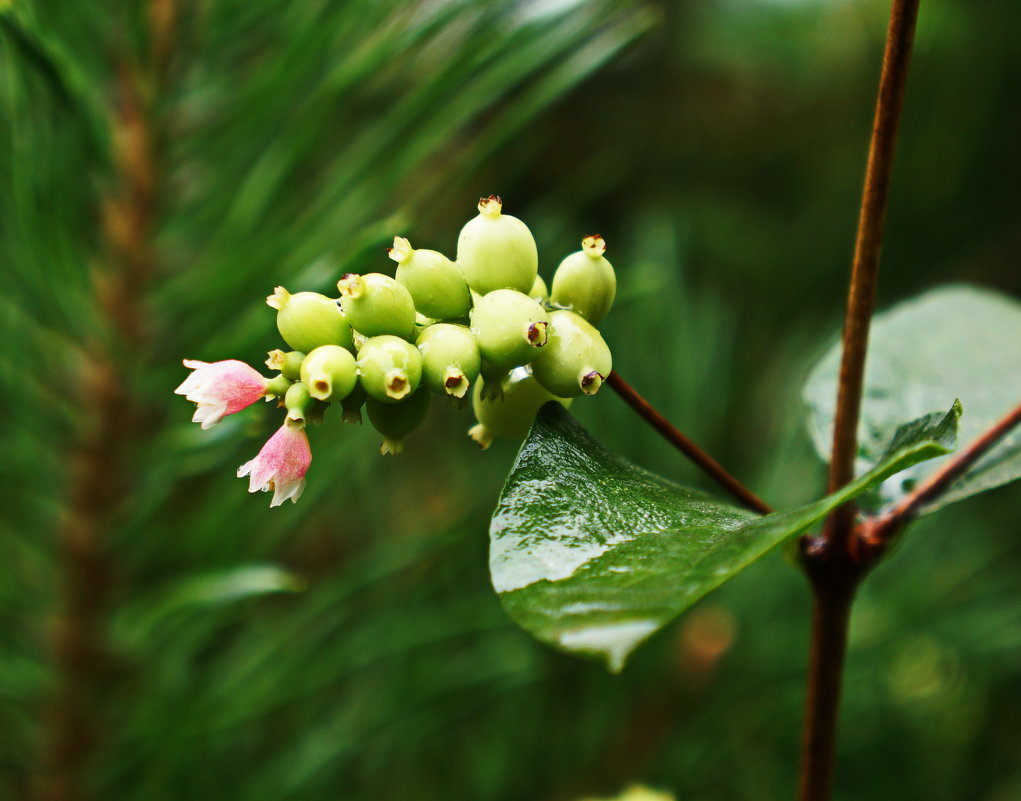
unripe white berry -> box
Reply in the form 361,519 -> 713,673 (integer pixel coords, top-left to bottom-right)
337,273 -> 416,339
529,274 -> 549,303
456,196 -> 538,295
267,287 -> 354,353
390,237 -> 472,321
468,366 -> 570,450
300,345 -> 357,402
550,235 -> 616,325
417,323 -> 481,400
367,389 -> 430,455
356,335 -> 423,403
284,381 -> 314,425
340,383 -> 367,425
469,288 -> 549,370
530,309 -> 612,397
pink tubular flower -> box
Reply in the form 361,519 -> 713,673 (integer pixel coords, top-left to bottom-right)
237,422 -> 312,507
175,359 -> 269,429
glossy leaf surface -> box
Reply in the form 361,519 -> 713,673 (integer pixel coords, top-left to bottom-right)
804,284 -> 1021,513
491,403 -> 957,670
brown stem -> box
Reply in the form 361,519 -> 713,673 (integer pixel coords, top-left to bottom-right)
797,568 -> 860,801
606,371 -> 772,514
861,399 -> 1021,549
824,0 -> 921,549
798,3 -> 921,801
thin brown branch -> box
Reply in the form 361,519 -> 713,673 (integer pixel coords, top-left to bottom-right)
824,0 -> 921,549
798,3 -> 922,801
606,371 -> 772,515
861,399 -> 1021,549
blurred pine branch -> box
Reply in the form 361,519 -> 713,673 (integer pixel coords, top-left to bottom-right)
0,1 -> 654,798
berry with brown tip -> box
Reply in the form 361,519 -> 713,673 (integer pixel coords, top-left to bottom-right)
456,196 -> 538,295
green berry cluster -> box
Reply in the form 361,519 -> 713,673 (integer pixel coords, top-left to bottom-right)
177,196 -> 617,502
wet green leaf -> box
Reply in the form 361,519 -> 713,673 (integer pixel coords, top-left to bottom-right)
804,284 -> 1021,513
490,403 -> 956,671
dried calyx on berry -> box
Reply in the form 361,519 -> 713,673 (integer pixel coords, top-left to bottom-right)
266,349 -> 306,381
357,335 -> 423,403
300,345 -> 358,402
457,196 -> 538,295
530,310 -> 612,397
417,323 -> 481,400
550,235 -> 616,325
470,289 -> 549,370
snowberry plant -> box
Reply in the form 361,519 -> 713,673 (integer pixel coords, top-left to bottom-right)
176,195 -> 616,502
175,3 -> 1021,799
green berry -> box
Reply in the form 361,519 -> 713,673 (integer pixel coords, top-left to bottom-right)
367,389 -> 430,455
476,360 -> 514,401
356,335 -> 423,403
550,235 -> 616,325
468,367 -> 569,450
456,195 -> 538,295
337,273 -> 416,339
390,237 -> 472,320
340,382 -> 367,425
307,399 -> 329,425
265,349 -> 305,381
530,309 -> 612,397
417,323 -> 481,400
265,373 -> 292,399
300,344 -> 357,402
284,381 -> 314,425
529,274 -> 549,303
267,287 -> 354,353
469,289 -> 549,370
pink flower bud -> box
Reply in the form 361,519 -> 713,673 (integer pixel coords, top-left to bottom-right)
236,422 -> 312,507
175,359 -> 270,429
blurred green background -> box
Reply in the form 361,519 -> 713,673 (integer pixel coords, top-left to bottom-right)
2,0 -> 1019,799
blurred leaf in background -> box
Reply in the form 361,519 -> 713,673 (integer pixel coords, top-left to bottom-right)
1,0 -> 1019,800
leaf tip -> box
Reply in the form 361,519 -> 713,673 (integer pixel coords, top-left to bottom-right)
556,619 -> 659,674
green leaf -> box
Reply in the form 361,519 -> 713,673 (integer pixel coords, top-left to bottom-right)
490,403 -> 957,671
804,284 -> 1021,513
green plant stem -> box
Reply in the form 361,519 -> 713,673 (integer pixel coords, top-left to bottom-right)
799,2 -> 921,800
606,370 -> 772,514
